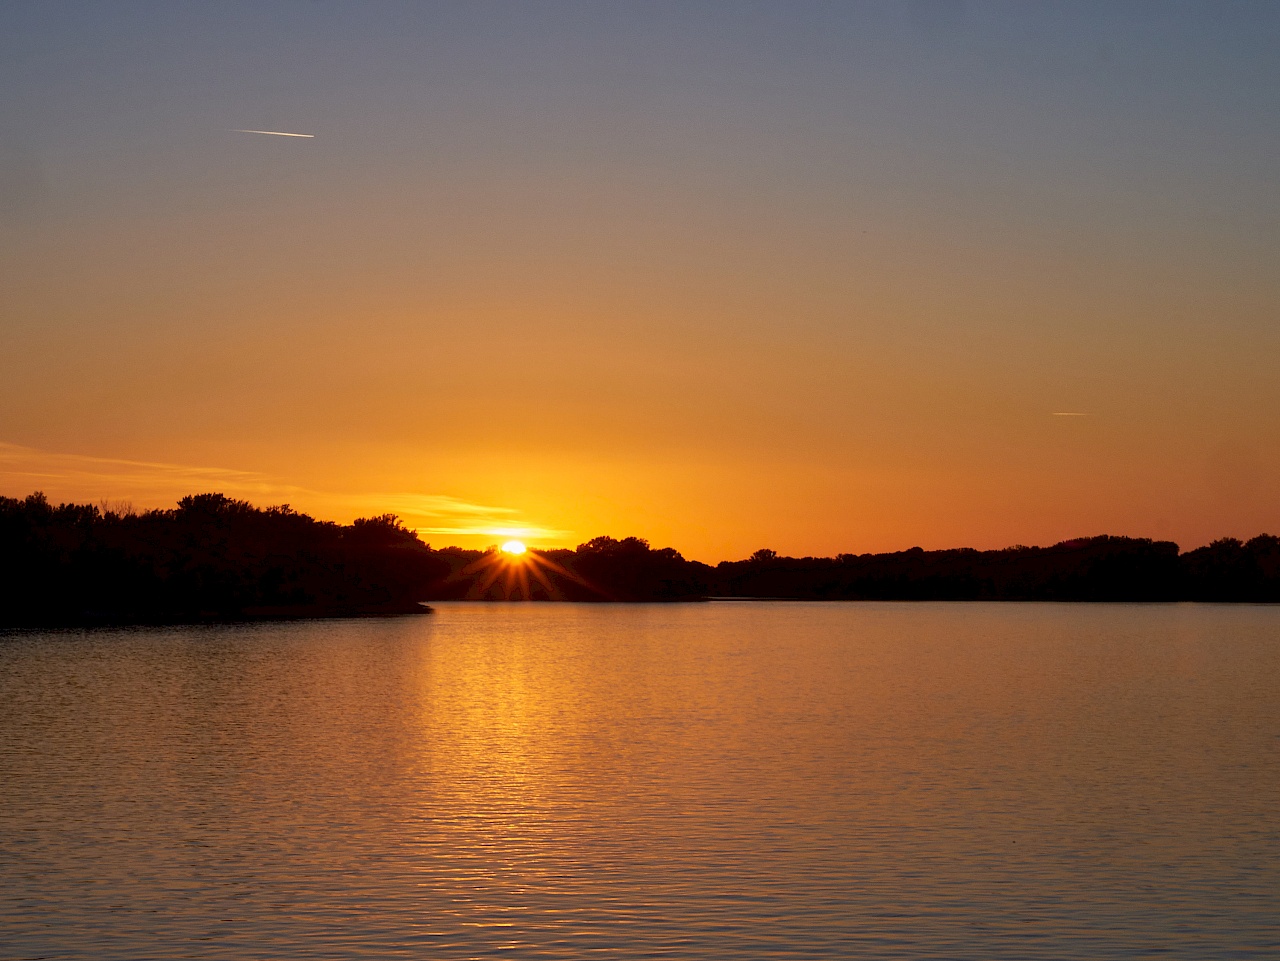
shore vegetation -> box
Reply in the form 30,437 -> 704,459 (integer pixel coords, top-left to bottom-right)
2,492 -> 1278,625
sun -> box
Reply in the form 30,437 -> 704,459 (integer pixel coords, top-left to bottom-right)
459,538 -> 589,600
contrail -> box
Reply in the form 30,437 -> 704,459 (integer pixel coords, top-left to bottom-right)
1052,412 -> 1090,416
233,129 -> 315,138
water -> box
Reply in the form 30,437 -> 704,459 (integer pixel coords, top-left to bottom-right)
1,602 -> 1278,960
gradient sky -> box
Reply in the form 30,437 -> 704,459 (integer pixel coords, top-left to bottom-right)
2,1 -> 1278,560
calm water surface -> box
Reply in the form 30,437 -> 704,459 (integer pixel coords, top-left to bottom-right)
2,602 -> 1278,959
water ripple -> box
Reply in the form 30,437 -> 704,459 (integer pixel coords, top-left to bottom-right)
2,603 -> 1278,958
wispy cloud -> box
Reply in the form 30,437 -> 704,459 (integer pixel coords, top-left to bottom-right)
232,129 -> 315,138
0,442 -> 273,498
316,492 -> 571,542
0,442 -> 568,545
416,524 -> 574,542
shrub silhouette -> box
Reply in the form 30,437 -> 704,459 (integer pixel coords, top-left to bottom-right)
3,491 -> 1279,625
1181,535 -> 1280,602
0,492 -> 447,625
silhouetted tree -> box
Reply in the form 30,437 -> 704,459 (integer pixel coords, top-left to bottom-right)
0,492 -> 447,625
1181,535 -> 1280,602
4,490 -> 1279,623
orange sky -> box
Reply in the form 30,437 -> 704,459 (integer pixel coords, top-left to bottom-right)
2,4 -> 1278,561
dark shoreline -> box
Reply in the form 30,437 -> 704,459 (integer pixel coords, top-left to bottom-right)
0,603 -> 434,630
4,491 -> 1279,626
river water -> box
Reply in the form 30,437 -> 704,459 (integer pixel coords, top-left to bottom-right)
1,602 -> 1277,959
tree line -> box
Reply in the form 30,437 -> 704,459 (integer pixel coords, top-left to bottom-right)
2,491 -> 1278,625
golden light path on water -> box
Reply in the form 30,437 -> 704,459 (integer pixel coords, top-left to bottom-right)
1,603 -> 1278,958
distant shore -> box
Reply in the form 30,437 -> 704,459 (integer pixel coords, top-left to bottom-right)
3,492 -> 1278,627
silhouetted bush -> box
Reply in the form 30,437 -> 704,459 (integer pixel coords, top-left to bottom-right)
551,536 -> 712,601
421,537 -> 712,602
712,536 -> 1184,601
1180,535 -> 1280,602
0,492 -> 447,625
3,491 -> 1279,624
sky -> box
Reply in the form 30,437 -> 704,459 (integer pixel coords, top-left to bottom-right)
2,1 -> 1278,561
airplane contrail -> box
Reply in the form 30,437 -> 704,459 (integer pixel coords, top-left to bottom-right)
1052,412 -> 1090,416
233,129 -> 315,138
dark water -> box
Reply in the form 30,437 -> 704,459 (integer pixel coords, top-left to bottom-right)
1,603 -> 1278,960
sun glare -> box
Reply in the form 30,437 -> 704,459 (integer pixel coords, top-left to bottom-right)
462,538 -> 584,600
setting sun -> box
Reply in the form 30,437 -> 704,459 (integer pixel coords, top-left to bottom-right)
501,540 -> 527,556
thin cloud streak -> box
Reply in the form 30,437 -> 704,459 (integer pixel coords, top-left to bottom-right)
232,129 -> 315,138
0,441 -> 265,493
0,442 -> 564,546
417,524 -> 574,543
1052,412 -> 1091,417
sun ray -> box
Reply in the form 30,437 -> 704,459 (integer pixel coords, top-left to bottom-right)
528,563 -> 557,598
453,545 -> 604,601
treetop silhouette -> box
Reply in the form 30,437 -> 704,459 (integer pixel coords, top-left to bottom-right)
2,491 -> 1278,626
